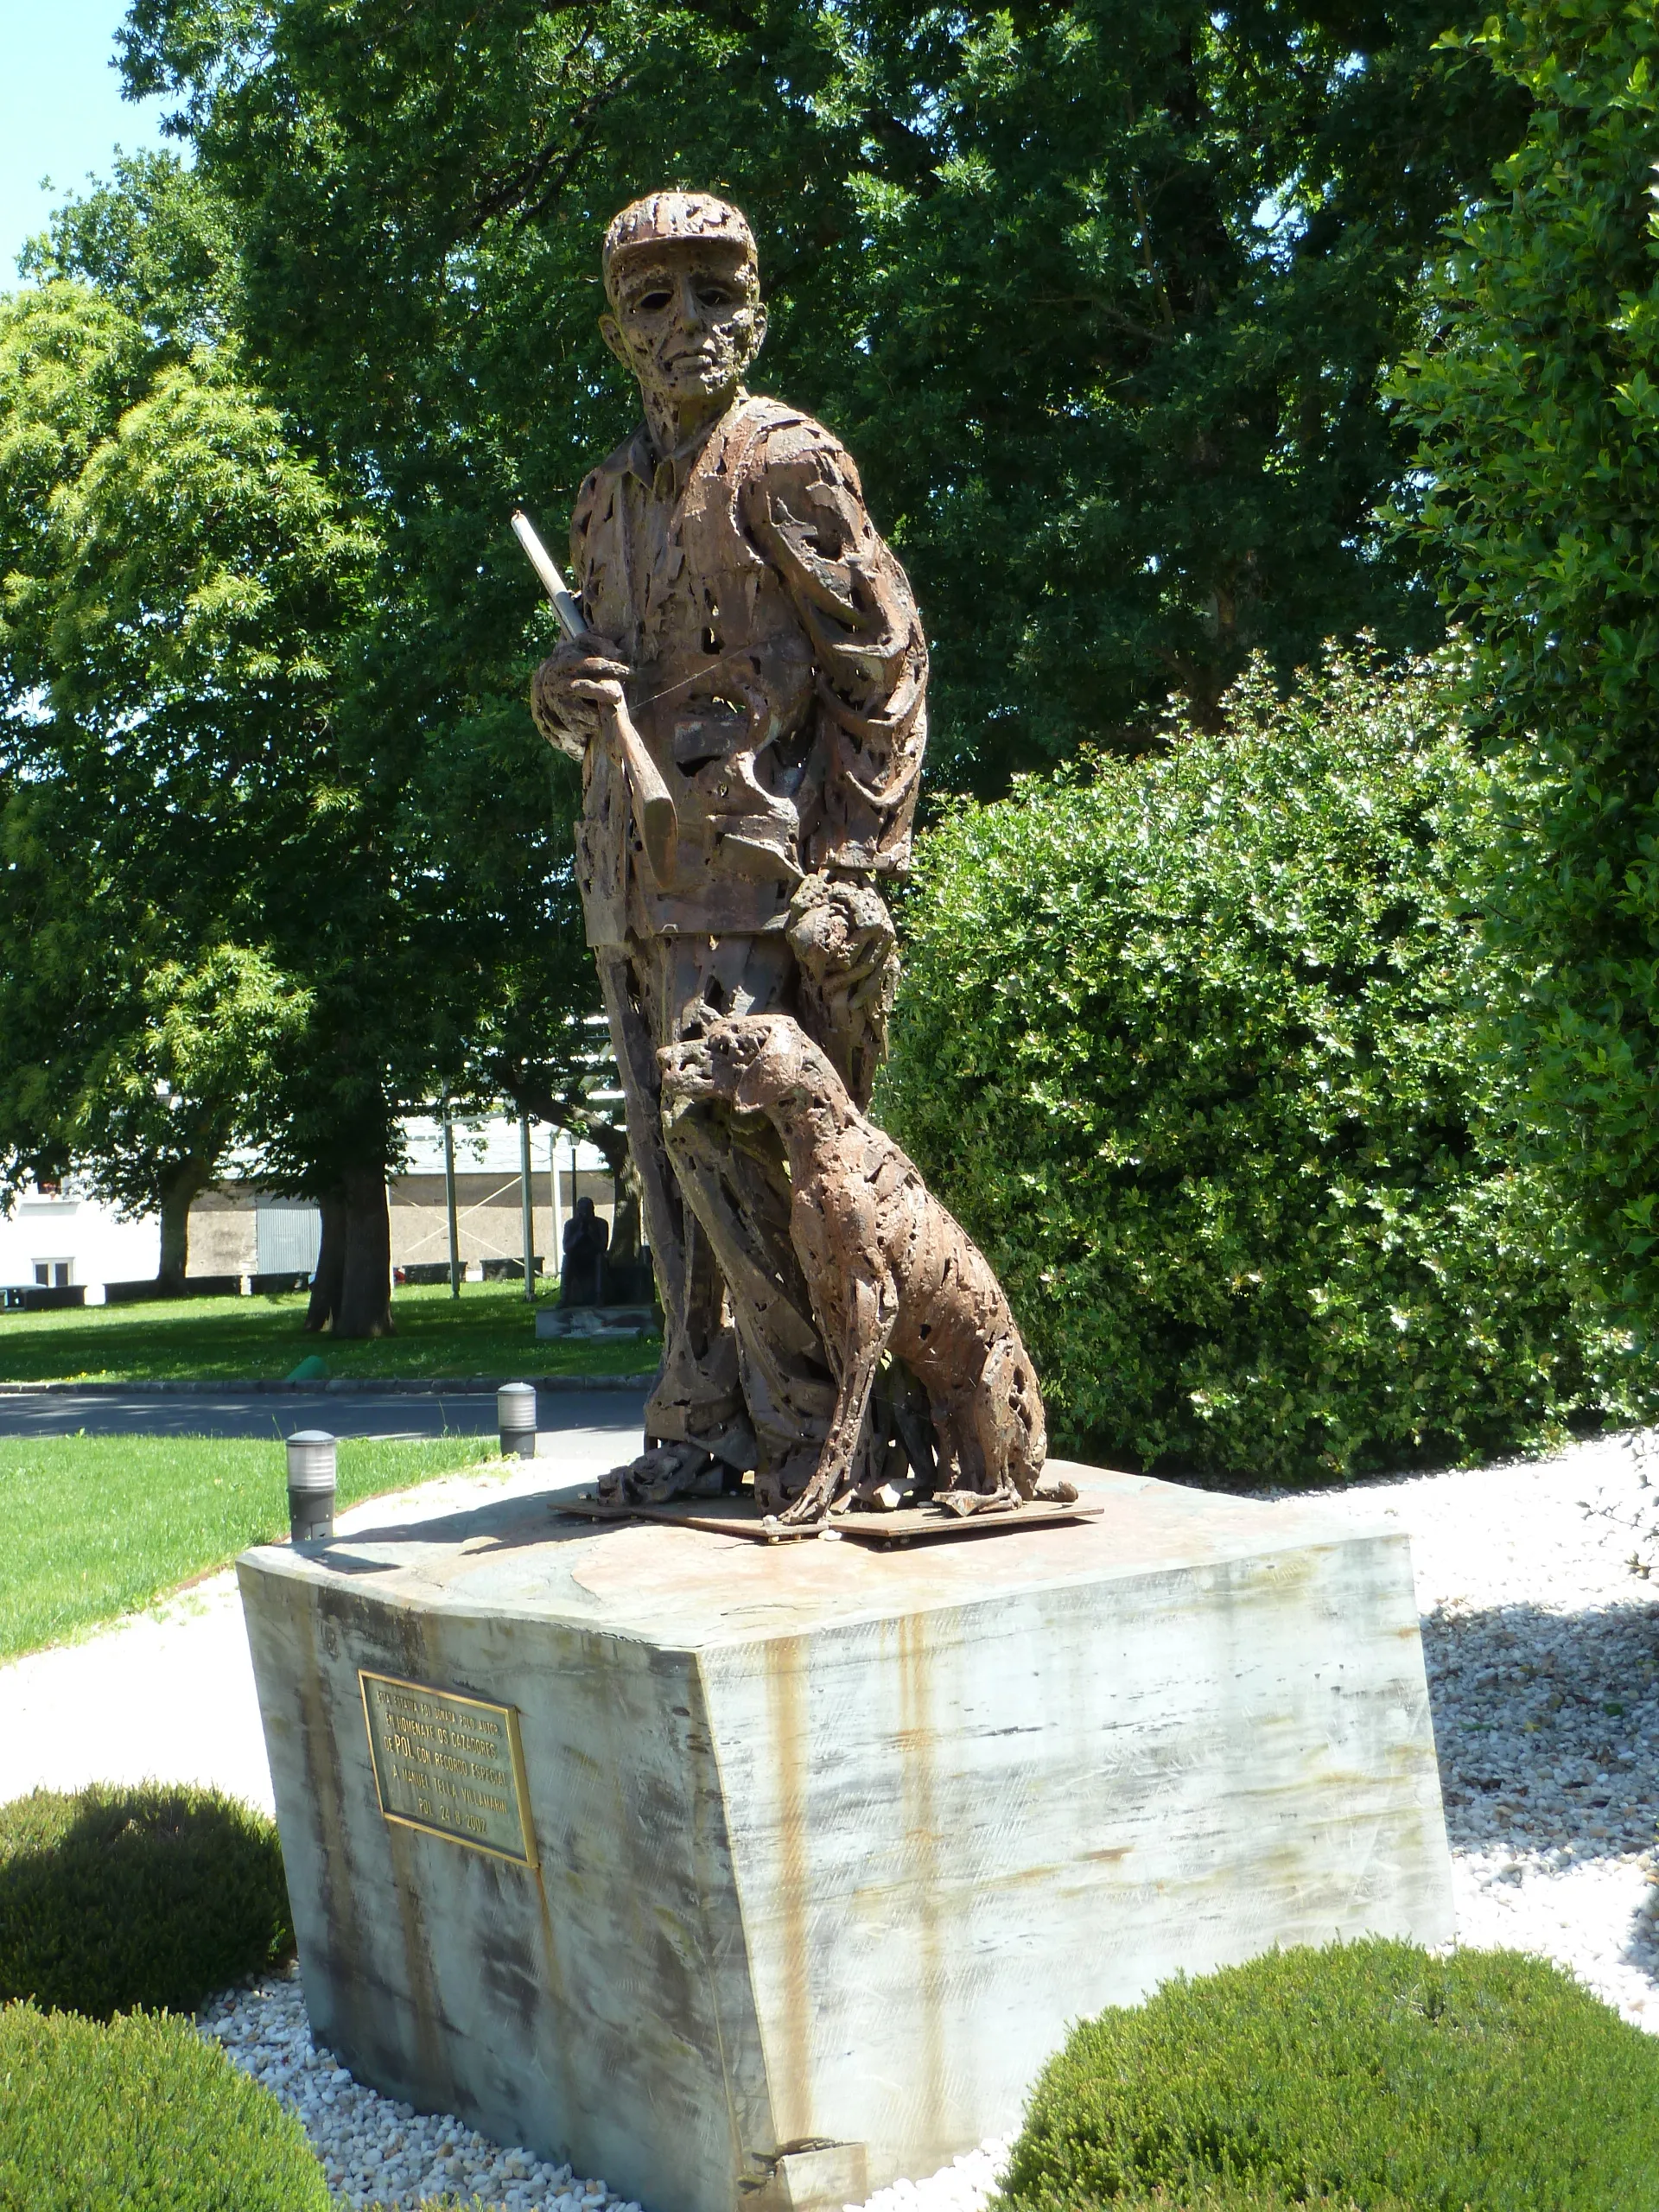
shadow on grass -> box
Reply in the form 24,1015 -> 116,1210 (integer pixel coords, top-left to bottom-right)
0,1281 -> 662,1385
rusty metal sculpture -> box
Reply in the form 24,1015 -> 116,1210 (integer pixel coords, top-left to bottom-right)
661,1016 -> 1046,1523
525,189 -> 1046,1527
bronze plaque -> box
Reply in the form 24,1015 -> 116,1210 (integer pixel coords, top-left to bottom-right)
359,1670 -> 537,1866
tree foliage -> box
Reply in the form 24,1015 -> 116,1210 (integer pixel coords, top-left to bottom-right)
0,0 -> 1547,1342
0,272 -> 393,1310
69,950 -> 310,1288
879,649 -> 1645,1482
4,168 -> 619,1325
1398,0 -> 1659,1338
115,0 -> 1529,790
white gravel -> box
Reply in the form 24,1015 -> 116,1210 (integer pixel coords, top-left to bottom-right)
198,1952 -> 1016,2212
1297,1427 -> 1659,2031
60,1426 -> 1659,2211
850,2142 -> 1014,2212
197,1969 -> 639,2212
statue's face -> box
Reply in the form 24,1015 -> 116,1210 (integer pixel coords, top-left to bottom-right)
600,244 -> 766,410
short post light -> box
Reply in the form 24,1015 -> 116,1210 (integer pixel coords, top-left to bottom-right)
286,1430 -> 338,1543
497,1382 -> 537,1459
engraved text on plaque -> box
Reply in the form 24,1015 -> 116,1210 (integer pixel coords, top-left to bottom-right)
359,1670 -> 537,1865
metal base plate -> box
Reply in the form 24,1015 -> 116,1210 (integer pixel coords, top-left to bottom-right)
550,1489 -> 1103,1547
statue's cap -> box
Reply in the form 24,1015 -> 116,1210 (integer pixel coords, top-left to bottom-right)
602,192 -> 757,298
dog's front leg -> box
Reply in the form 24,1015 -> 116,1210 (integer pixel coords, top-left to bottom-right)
775,1270 -> 897,1527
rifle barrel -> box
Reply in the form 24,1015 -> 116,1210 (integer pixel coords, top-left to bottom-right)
510,507 -> 678,886
511,509 -> 585,641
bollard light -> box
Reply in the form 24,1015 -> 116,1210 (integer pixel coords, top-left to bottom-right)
497,1381 -> 537,1459
286,1429 -> 338,1544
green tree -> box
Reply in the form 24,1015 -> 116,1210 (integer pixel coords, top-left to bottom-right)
1398,0 -> 1659,1336
118,0 -> 1527,791
9,181 -> 624,1330
814,0 -> 1531,779
0,772 -> 306,1288
80,0 -> 1535,1321
73,948 -> 310,1291
0,276 -> 399,1325
16,148 -> 238,350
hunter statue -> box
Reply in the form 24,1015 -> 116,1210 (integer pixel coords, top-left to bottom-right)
528,189 -> 1045,1525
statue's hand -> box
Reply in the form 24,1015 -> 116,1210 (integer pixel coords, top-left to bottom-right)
531,632 -> 631,760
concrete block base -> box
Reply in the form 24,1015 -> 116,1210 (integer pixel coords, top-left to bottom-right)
533,1304 -> 657,1340
238,1465 -> 1452,2212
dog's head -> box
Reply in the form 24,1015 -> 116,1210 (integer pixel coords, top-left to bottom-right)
658,1014 -> 818,1116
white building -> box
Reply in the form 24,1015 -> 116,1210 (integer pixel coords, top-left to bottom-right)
0,1113 -> 620,1299
0,1176 -> 161,1295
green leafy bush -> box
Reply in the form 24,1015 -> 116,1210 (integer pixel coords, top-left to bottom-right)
0,1999 -> 327,2210
994,1940 -> 1659,2210
881,651 -> 1647,1480
1399,0 -> 1659,1335
0,1783 -> 293,2019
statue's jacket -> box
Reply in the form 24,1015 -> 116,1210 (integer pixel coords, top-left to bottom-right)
563,393 -> 928,950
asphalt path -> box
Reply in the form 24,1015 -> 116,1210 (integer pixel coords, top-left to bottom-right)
0,1385 -> 648,1443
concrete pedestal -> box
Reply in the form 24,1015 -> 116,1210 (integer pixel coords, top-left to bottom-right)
534,1304 -> 657,1340
238,1465 -> 1452,2212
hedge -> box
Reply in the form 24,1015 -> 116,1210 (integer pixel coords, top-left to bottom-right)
881,650 -> 1649,1481
0,2001 -> 327,2211
994,1939 -> 1659,2209
0,1783 -> 293,2019
1398,0 -> 1659,1338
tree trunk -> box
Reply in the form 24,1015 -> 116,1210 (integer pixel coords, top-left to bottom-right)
156,1158 -> 211,1295
334,1165 -> 395,1338
609,1166 -> 642,1272
304,1192 -> 346,1333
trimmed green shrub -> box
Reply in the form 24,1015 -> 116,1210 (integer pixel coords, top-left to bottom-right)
994,1940 -> 1659,2210
881,650 -> 1649,1481
0,1783 -> 293,2019
0,1999 -> 327,2210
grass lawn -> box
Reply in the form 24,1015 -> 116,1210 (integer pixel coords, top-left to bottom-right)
0,1281 -> 661,1385
0,1433 -> 499,1662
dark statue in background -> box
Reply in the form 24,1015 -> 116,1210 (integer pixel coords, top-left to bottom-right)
531,191 -> 1044,1523
559,1194 -> 609,1307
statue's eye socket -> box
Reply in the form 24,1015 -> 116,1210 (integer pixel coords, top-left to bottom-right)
635,289 -> 672,313
696,284 -> 737,308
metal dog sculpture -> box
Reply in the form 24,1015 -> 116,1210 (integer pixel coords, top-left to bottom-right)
660,1014 -> 1046,1526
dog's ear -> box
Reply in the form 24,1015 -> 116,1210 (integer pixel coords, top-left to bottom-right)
692,1028 -> 731,1095
733,1020 -> 808,1113
729,1058 -> 766,1114
726,1035 -> 776,1114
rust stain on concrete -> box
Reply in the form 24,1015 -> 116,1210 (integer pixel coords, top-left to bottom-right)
760,1633 -> 813,2145
896,1611 -> 946,2154
385,1818 -> 450,2095
294,1583 -> 367,2045
528,1859 -> 582,2159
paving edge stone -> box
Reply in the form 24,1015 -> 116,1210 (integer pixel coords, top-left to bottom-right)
0,1375 -> 656,1397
